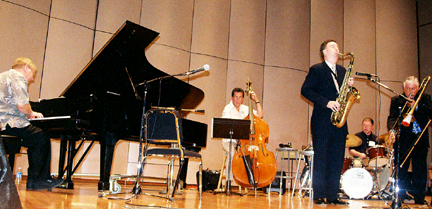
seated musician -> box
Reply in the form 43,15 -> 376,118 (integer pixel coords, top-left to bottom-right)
0,58 -> 63,190
221,87 -> 263,183
348,118 -> 378,162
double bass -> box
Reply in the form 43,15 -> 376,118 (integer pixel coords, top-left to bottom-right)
232,79 -> 277,188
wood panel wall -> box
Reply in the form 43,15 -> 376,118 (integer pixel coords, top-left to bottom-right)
0,0 -> 422,185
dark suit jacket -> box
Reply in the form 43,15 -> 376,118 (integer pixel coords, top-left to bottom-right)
387,93 -> 432,148
301,61 -> 348,137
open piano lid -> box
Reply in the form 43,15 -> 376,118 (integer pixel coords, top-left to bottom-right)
61,21 -> 204,111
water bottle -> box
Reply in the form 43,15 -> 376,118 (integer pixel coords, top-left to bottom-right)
15,167 -> 22,185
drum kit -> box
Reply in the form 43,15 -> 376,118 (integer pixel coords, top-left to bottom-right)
341,134 -> 395,200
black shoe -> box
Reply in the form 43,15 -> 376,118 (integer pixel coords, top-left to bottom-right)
415,199 -> 428,205
27,178 -> 63,191
313,198 -> 326,205
26,179 -> 34,189
327,198 -> 349,205
426,187 -> 432,196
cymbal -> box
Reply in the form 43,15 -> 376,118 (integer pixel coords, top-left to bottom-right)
346,134 -> 362,147
378,133 -> 389,143
379,133 -> 394,151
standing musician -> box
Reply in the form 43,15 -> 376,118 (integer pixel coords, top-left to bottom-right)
221,87 -> 263,183
301,39 -> 353,205
349,118 -> 378,160
388,76 -> 432,205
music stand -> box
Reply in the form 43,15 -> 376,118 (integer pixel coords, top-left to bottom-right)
212,118 -> 250,196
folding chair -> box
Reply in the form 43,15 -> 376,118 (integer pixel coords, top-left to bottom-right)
138,108 -> 203,201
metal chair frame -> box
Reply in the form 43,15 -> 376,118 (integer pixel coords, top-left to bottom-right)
137,108 -> 202,201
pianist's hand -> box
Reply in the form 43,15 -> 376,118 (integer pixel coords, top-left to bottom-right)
28,111 -> 44,119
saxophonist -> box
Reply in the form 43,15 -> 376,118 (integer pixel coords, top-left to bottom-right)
301,39 -> 353,205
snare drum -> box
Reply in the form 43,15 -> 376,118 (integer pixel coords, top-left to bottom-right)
340,168 -> 373,199
366,145 -> 388,167
352,158 -> 364,168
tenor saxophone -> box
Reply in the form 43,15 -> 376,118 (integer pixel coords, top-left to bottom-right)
330,52 -> 361,128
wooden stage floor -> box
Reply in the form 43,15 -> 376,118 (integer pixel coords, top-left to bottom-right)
16,179 -> 432,209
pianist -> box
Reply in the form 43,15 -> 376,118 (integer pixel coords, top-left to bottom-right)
0,57 -> 63,190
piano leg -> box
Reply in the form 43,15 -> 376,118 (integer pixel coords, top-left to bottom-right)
57,139 -> 67,180
58,136 -> 75,189
98,132 -> 117,191
64,139 -> 76,189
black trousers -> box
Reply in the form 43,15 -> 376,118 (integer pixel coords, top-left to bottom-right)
3,124 -> 51,182
397,134 -> 428,201
312,129 -> 346,201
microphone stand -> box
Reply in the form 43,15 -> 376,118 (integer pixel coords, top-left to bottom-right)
358,75 -> 411,208
132,73 -> 188,197
132,76 -> 158,196
366,77 -> 413,103
391,107 -> 402,209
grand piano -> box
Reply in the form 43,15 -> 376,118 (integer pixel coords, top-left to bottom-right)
29,21 -> 207,190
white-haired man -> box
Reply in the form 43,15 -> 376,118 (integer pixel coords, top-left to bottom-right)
388,76 -> 432,205
0,58 -> 63,191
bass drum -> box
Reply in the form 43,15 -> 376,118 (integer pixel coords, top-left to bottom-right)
340,168 -> 373,199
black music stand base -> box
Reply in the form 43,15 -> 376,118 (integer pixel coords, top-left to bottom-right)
212,118 -> 250,196
212,139 -> 244,196
212,139 -> 243,196
213,182 -> 244,196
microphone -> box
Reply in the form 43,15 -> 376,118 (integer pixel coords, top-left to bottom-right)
184,64 -> 210,75
355,72 -> 376,77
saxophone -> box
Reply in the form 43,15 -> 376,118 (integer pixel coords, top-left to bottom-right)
330,52 -> 360,128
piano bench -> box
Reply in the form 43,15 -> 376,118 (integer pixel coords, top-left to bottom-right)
1,135 -> 22,171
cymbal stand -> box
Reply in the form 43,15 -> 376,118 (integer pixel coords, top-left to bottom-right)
365,153 -> 382,199
371,158 -> 381,198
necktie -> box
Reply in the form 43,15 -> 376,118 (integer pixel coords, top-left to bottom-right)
413,120 -> 421,134
332,66 -> 337,77
330,66 -> 339,92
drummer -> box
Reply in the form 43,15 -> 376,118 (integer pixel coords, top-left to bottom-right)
349,118 -> 378,160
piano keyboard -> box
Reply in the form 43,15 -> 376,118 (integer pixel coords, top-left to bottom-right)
29,116 -> 71,121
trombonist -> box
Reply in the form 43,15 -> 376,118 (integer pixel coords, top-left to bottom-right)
388,76 -> 432,205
